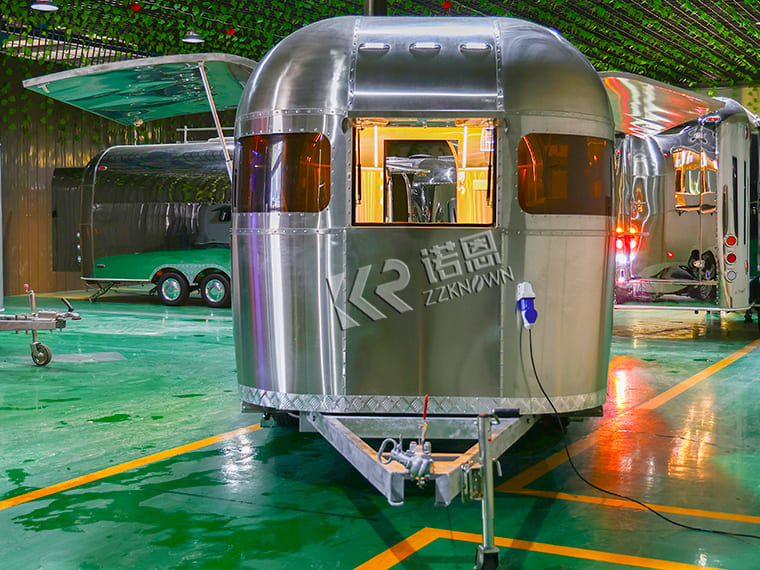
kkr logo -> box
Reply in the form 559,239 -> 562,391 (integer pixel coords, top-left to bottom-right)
326,259 -> 413,330
421,231 -> 514,306
326,230 -> 513,330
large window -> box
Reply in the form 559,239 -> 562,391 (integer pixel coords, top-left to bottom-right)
672,149 -> 717,212
235,133 -> 330,213
518,133 -> 611,215
353,119 -> 496,225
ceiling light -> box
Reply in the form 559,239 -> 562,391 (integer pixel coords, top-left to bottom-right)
30,0 -> 59,11
181,29 -> 204,44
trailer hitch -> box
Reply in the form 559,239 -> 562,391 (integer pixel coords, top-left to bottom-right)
378,438 -> 434,483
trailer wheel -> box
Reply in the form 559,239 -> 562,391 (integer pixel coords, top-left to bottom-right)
157,271 -> 189,306
200,273 -> 231,308
31,343 -> 52,366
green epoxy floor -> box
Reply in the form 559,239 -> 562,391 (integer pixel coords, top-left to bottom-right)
2,292 -> 760,569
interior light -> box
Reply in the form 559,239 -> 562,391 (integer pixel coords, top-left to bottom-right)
30,0 -> 58,11
182,29 -> 204,44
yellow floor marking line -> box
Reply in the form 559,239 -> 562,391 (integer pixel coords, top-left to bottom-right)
498,337 -> 760,492
638,337 -> 760,410
354,527 -> 441,569
34,294 -> 92,300
0,423 -> 261,512
511,489 -> 760,525
356,527 -> 725,570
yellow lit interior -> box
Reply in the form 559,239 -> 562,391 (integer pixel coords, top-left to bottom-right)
353,122 -> 494,224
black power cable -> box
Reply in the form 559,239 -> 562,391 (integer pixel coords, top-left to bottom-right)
526,328 -> 760,541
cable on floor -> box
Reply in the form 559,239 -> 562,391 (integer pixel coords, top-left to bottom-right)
525,328 -> 760,541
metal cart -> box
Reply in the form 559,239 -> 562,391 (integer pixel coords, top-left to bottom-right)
1,285 -> 81,365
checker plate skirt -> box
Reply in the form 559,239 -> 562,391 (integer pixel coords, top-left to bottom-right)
238,385 -> 605,415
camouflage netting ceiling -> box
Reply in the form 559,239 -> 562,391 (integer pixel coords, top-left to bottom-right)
2,0 -> 760,89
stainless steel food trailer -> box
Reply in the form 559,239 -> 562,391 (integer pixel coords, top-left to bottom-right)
232,16 -> 615,567
602,72 -> 760,312
75,140 -> 234,307
23,54 -> 257,307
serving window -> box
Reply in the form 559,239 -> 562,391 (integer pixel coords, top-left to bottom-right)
352,119 -> 496,225
672,149 -> 717,212
518,133 -> 611,215
235,133 -> 330,213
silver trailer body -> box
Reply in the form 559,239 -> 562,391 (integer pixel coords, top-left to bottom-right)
604,73 -> 759,310
233,16 -> 615,417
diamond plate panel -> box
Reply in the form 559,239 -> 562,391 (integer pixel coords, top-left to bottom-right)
239,386 -> 605,415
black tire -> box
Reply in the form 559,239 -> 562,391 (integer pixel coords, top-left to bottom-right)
31,343 -> 52,366
157,271 -> 189,306
200,273 -> 231,308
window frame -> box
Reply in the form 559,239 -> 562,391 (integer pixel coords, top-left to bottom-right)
351,119 -> 498,227
234,132 -> 331,214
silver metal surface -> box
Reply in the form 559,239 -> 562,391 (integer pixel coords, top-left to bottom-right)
234,16 -> 614,415
477,415 -> 496,559
614,97 -> 757,310
601,71 -> 725,137
238,385 -> 605,415
81,141 -> 231,281
198,61 -> 233,181
302,412 -> 535,506
304,412 -> 407,505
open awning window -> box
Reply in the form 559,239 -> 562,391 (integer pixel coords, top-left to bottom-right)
22,53 -> 256,126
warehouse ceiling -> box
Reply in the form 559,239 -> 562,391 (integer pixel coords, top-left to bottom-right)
2,0 -> 760,89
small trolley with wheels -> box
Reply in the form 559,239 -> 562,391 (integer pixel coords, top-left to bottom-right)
0,285 -> 81,366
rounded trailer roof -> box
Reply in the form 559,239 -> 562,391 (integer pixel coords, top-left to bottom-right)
237,16 -> 612,132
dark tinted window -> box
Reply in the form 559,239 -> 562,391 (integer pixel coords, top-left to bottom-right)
94,146 -> 230,204
518,133 -> 611,215
236,133 -> 330,213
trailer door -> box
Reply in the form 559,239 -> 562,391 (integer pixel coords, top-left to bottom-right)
717,119 -> 751,308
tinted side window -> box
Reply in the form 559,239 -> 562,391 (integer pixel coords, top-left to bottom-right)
236,133 -> 331,213
518,133 -> 611,215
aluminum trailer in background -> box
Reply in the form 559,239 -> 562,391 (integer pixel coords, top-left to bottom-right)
23,54 -> 257,308
602,72 -> 760,314
76,141 -> 233,307
232,16 -> 615,567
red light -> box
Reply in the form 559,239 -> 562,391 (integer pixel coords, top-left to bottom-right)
727,253 -> 737,263
667,251 -> 674,258
726,235 -> 737,246
629,236 -> 638,249
616,238 -> 624,250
